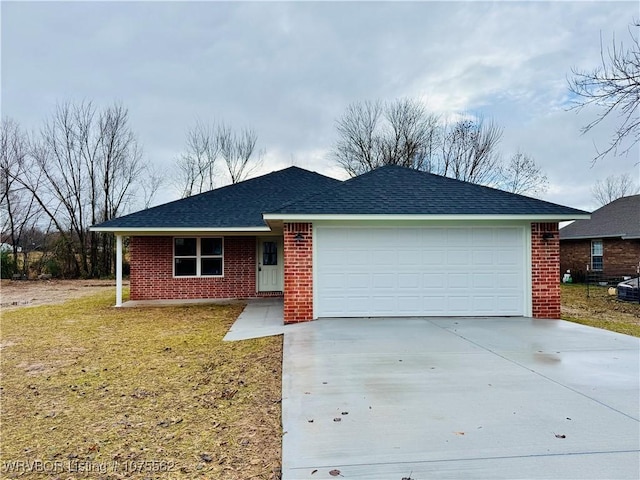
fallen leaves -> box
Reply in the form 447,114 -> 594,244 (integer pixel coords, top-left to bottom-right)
157,417 -> 183,428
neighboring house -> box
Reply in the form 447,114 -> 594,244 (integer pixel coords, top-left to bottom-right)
0,243 -> 22,253
560,195 -> 640,281
92,165 -> 589,323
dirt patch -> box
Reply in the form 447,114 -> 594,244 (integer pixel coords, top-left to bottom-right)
0,279 -> 126,311
0,339 -> 19,350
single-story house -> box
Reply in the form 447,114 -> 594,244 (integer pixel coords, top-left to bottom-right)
92,165 -> 589,323
560,195 -> 640,281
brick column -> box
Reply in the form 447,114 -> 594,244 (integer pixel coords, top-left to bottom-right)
283,222 -> 313,324
531,222 -> 561,318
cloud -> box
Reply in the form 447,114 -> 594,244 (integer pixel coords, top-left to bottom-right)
2,1 -> 638,212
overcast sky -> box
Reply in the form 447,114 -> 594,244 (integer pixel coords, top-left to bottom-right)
2,1 -> 638,212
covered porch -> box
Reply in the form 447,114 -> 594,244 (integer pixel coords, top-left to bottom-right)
110,232 -> 284,307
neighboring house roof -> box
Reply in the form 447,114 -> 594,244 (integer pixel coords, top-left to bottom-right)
559,195 -> 640,240
93,165 -> 589,232
268,165 -> 588,218
94,167 -> 341,231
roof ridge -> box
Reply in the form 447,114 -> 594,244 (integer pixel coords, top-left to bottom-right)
93,166 -> 340,230
114,166 -> 310,217
269,178 -> 347,212
271,164 -> 587,214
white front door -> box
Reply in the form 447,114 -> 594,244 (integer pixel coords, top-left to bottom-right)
258,237 -> 284,292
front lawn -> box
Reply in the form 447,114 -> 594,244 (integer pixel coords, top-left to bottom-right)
561,283 -> 640,337
0,292 -> 282,479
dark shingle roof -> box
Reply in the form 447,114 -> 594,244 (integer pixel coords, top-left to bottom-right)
95,165 -> 589,231
94,167 -> 341,229
560,195 -> 640,240
271,165 -> 588,217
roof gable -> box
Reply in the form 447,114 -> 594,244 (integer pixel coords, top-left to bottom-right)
268,165 -> 589,217
94,166 -> 341,230
560,195 -> 640,240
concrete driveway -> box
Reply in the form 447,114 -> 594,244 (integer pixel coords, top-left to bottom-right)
282,317 -> 640,479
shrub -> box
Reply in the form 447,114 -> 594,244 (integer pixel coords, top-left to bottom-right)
43,258 -> 62,278
1,251 -> 17,279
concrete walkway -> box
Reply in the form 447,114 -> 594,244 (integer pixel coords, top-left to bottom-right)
223,298 -> 285,341
282,317 -> 640,479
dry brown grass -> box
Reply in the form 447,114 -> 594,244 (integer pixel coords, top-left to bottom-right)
561,283 -> 640,337
0,291 -> 282,479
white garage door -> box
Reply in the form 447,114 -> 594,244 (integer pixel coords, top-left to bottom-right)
315,226 -> 526,317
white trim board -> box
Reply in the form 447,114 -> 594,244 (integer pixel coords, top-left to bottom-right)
90,227 -> 272,235
264,213 -> 590,222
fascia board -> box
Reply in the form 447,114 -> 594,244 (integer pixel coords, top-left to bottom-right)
560,234 -> 627,241
262,213 -> 591,222
90,226 -> 272,234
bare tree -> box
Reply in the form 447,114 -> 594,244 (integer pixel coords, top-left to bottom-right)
98,105 -> 144,220
382,98 -> 440,171
140,164 -> 164,209
11,101 -> 146,277
332,99 -> 440,177
0,118 -> 41,275
568,21 -> 640,161
94,105 -> 145,276
333,100 -> 385,177
501,151 -> 548,195
332,100 -> 551,193
218,124 -> 262,184
439,117 -> 503,186
175,121 -> 219,197
175,121 -> 263,195
592,172 -> 640,206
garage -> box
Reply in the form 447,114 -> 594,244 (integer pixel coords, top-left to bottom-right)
315,226 -> 528,317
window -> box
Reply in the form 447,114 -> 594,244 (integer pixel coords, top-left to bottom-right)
262,241 -> 278,266
591,240 -> 603,271
174,237 -> 223,277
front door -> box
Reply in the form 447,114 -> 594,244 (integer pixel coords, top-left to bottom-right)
258,237 -> 284,292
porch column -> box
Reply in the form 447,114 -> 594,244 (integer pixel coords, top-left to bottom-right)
531,222 -> 560,318
115,234 -> 123,307
283,222 -> 314,323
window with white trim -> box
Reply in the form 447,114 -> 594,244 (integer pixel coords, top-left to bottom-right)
591,239 -> 603,271
174,237 -> 223,277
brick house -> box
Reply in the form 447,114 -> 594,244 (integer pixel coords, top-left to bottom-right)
93,165 -> 588,322
560,195 -> 640,282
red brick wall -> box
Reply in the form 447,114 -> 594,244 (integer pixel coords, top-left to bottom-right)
283,223 -> 313,324
561,238 -> 640,279
559,239 -> 591,281
129,236 -> 272,300
531,222 -> 560,319
604,239 -> 640,276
